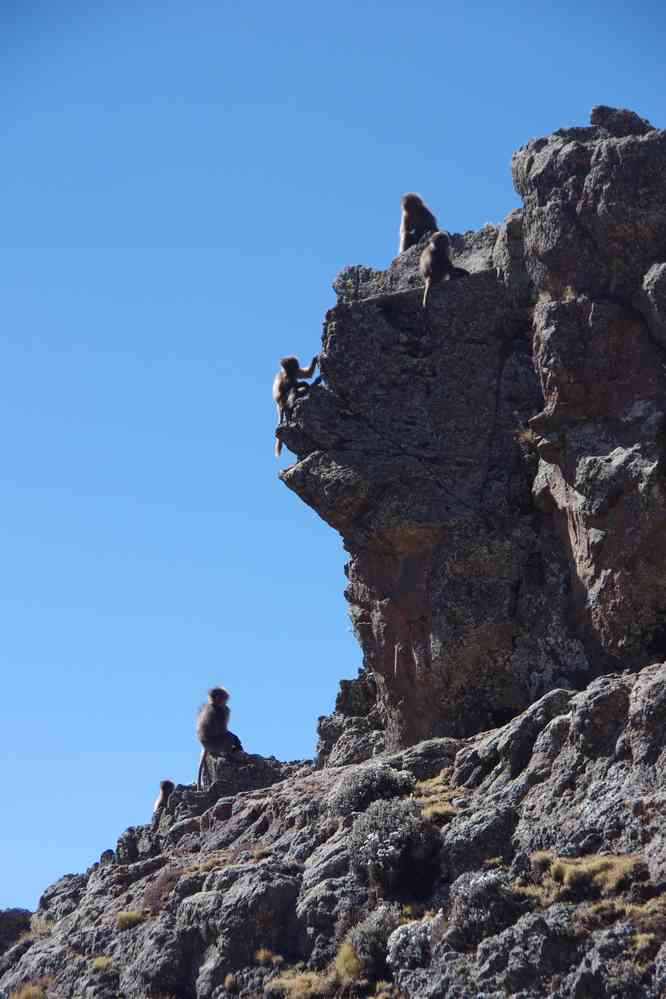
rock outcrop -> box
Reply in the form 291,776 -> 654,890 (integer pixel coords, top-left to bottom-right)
280,104 -> 666,755
5,662 -> 666,997
4,106 -> 666,999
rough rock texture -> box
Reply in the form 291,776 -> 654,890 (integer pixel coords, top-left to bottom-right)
5,106 -> 666,999
6,664 -> 666,997
280,104 -> 666,754
315,668 -> 385,768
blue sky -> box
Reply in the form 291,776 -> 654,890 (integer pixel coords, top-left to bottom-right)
1,0 -> 664,909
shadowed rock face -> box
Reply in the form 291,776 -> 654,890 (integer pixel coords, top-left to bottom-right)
278,106 -> 666,755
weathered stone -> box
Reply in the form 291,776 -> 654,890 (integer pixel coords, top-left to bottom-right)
5,105 -> 666,999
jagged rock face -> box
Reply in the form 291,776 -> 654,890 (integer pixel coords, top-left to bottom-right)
281,268 -> 581,748
517,109 -> 666,662
278,106 -> 666,755
315,668 -> 385,768
512,105 -> 665,301
5,662 -> 666,997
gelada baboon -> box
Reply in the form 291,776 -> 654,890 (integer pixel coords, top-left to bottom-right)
152,779 -> 174,827
272,355 -> 319,457
419,231 -> 469,307
399,193 -> 438,254
196,686 -> 242,791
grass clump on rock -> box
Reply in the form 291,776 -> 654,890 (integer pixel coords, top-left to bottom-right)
90,955 -> 113,972
9,979 -> 53,999
521,852 -> 647,905
255,948 -> 285,967
115,909 -> 146,931
268,968 -> 334,999
413,768 -> 461,827
333,939 -> 363,982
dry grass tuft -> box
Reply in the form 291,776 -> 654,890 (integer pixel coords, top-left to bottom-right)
576,896 -> 666,935
631,930 -> 658,960
225,973 -> 238,992
401,902 -> 436,922
182,849 -> 232,875
515,427 -> 540,451
518,852 -> 646,907
9,978 -> 54,999
334,939 -> 363,982
530,851 -> 554,876
255,948 -> 285,967
421,803 -> 457,825
90,956 -> 113,972
374,984 -> 405,999
252,845 -> 272,862
268,969 -> 335,999
199,851 -> 232,872
550,854 -> 645,896
116,910 -> 146,931
413,768 -> 461,825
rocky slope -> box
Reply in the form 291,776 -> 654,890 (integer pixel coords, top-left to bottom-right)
3,106 -> 666,999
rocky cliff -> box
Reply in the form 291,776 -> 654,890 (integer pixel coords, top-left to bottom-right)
279,103 -> 666,760
3,106 -> 666,999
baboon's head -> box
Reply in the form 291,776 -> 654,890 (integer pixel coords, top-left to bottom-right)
280,356 -> 299,375
401,193 -> 423,210
430,231 -> 449,247
208,686 -> 229,706
160,780 -> 175,794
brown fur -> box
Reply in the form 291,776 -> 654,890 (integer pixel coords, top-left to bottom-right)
419,231 -> 468,307
272,354 -> 318,457
196,687 -> 232,791
152,779 -> 174,826
399,193 -> 438,254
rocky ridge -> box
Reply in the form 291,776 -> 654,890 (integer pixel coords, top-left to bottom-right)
3,106 -> 666,999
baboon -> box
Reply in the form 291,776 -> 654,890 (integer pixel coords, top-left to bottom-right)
399,193 -> 438,254
196,687 -> 242,791
272,354 -> 319,457
152,779 -> 174,827
419,231 -> 469,307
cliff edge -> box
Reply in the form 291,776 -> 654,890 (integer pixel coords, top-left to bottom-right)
3,106 -> 666,999
277,104 -> 666,761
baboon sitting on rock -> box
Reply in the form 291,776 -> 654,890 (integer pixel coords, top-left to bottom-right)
196,686 -> 243,791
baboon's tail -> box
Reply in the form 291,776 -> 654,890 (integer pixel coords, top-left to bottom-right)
422,280 -> 430,309
275,437 -> 283,458
197,749 -> 207,792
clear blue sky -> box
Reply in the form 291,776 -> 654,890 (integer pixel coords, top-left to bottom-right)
1,0 -> 664,910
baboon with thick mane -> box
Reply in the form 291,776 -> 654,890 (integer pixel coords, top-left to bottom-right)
399,193 -> 438,253
196,686 -> 242,790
